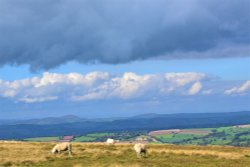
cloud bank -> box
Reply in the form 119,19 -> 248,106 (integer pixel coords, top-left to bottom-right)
225,81 -> 250,95
0,0 -> 249,70
0,71 -> 249,103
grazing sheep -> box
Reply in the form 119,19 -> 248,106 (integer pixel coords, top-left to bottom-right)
134,143 -> 147,158
51,142 -> 72,156
106,138 -> 115,144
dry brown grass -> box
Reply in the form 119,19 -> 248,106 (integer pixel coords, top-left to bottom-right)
1,141 -> 250,167
0,141 -> 54,164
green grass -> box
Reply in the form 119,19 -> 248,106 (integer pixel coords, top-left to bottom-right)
74,136 -> 97,142
155,134 -> 205,143
86,133 -> 115,137
24,137 -> 60,142
240,134 -> 250,140
73,133 -> 115,142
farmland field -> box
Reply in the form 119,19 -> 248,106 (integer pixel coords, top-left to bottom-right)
1,142 -> 250,167
151,126 -> 250,146
24,137 -> 60,142
23,131 -> 145,143
21,126 -> 250,147
74,133 -> 115,142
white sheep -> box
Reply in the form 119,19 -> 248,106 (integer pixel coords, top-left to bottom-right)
134,143 -> 147,158
51,142 -> 72,156
106,138 -> 115,144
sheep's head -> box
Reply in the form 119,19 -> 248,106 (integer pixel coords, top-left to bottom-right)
51,148 -> 58,154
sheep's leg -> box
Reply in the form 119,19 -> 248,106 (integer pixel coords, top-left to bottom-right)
137,152 -> 141,158
143,150 -> 147,157
68,149 -> 73,156
68,145 -> 73,156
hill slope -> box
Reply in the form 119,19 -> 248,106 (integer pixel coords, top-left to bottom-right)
0,111 -> 250,139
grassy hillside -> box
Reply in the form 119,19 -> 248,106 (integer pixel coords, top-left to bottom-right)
24,137 -> 60,142
152,126 -> 250,146
0,142 -> 250,167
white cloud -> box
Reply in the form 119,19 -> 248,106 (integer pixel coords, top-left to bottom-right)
1,71 -> 247,103
19,96 -> 58,103
34,71 -> 110,88
188,82 -> 202,95
225,80 -> 250,95
202,89 -> 213,95
1,90 -> 17,98
109,73 -> 157,99
164,72 -> 205,87
71,92 -> 104,101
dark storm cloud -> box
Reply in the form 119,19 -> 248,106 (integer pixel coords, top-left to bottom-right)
0,0 -> 249,70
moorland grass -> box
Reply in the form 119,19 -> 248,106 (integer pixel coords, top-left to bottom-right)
0,142 -> 250,167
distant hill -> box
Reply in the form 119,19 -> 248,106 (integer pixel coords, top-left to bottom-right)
0,115 -> 85,125
0,115 -> 125,125
0,111 -> 250,139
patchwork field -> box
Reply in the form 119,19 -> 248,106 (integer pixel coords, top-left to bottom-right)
151,126 -> 250,146
1,142 -> 250,167
23,131 -> 144,143
24,137 -> 60,142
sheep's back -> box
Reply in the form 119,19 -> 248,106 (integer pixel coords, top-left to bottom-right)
57,142 -> 71,151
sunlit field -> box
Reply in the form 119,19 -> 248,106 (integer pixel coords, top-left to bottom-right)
1,142 -> 250,167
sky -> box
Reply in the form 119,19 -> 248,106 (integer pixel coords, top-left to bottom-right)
0,0 -> 249,119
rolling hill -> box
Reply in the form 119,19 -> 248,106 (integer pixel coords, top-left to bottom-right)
0,111 -> 250,139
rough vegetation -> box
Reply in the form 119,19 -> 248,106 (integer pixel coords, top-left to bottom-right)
1,142 -> 250,167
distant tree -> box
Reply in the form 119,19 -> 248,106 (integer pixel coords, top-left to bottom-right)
211,129 -> 217,133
